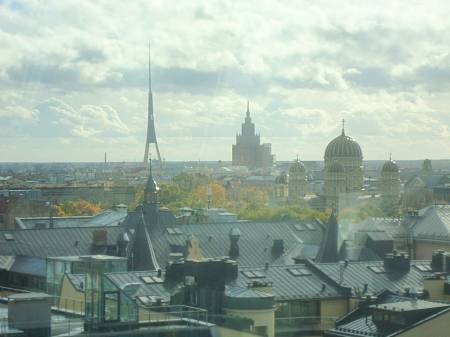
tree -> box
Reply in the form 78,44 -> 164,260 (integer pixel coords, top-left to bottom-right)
55,200 -> 103,216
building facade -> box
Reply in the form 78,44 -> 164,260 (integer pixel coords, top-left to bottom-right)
232,102 -> 273,169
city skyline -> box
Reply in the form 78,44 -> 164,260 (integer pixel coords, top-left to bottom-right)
1,1 -> 450,162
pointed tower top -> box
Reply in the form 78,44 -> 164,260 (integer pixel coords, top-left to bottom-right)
389,152 -> 392,161
341,119 -> 345,136
148,41 -> 152,91
246,100 -> 250,118
316,210 -> 339,263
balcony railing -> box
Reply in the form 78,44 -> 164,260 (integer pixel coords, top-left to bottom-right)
275,316 -> 337,333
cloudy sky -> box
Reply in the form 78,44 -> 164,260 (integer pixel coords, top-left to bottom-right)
1,0 -> 450,162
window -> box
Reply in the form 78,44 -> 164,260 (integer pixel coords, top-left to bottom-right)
368,265 -> 385,273
287,268 -> 312,276
166,227 -> 183,235
242,270 -> 265,279
305,223 -> 316,230
3,233 -> 14,241
141,276 -> 163,284
294,224 -> 305,231
414,264 -> 432,272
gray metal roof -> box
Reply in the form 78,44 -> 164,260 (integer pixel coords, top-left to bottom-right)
16,208 -> 127,229
328,293 -> 450,337
150,220 -> 324,269
234,264 -> 345,301
0,226 -> 125,258
311,260 -> 432,296
104,270 -> 171,302
411,205 -> 450,241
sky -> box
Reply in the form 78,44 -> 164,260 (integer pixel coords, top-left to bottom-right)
0,0 -> 450,162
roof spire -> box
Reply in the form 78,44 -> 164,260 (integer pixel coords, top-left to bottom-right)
389,152 -> 392,161
246,100 -> 250,118
296,153 -> 299,162
341,119 -> 345,135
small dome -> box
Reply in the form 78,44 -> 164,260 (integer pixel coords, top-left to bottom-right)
229,227 -> 241,237
328,161 -> 345,173
382,160 -> 399,173
325,131 -> 362,159
289,159 -> 305,174
275,172 -> 288,184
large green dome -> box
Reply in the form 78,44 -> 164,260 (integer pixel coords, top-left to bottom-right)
289,159 -> 305,174
382,159 -> 399,173
324,130 -> 362,159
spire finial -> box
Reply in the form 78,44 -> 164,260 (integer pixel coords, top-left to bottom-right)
246,100 -> 250,118
296,153 -> 299,162
341,119 -> 345,135
389,152 -> 392,161
148,41 -> 152,91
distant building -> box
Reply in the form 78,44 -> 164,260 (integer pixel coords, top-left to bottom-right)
232,101 -> 273,169
323,121 -> 364,210
273,172 -> 288,204
326,291 -> 450,337
288,158 -> 307,202
380,156 -> 401,215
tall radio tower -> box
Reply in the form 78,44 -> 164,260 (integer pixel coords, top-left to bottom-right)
143,42 -> 162,165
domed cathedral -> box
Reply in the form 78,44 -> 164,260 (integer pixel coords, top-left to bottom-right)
288,157 -> 307,203
380,155 -> 401,215
324,120 -> 364,210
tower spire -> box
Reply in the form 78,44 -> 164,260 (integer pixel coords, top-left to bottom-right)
148,41 -> 152,90
389,152 -> 392,161
246,100 -> 250,118
143,41 -> 162,166
341,119 -> 345,135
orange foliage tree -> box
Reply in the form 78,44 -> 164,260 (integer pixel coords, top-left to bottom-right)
55,200 -> 103,216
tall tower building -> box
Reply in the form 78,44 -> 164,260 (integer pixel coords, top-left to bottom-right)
232,101 -> 273,169
380,155 -> 400,215
143,43 -> 162,165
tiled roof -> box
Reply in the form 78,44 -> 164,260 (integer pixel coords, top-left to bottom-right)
311,260 -> 432,296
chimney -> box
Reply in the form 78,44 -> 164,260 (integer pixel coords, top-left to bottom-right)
92,229 -> 108,246
229,227 -> 241,260
384,250 -> 410,273
431,250 -> 450,273
272,239 -> 284,257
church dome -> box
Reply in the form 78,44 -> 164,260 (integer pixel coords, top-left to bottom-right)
328,161 -> 345,173
382,159 -> 399,173
324,130 -> 362,159
275,172 -> 288,184
289,159 -> 305,174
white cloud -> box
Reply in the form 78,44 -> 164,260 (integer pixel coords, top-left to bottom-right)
0,0 -> 449,161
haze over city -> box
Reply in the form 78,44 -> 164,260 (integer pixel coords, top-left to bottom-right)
1,0 -> 450,162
